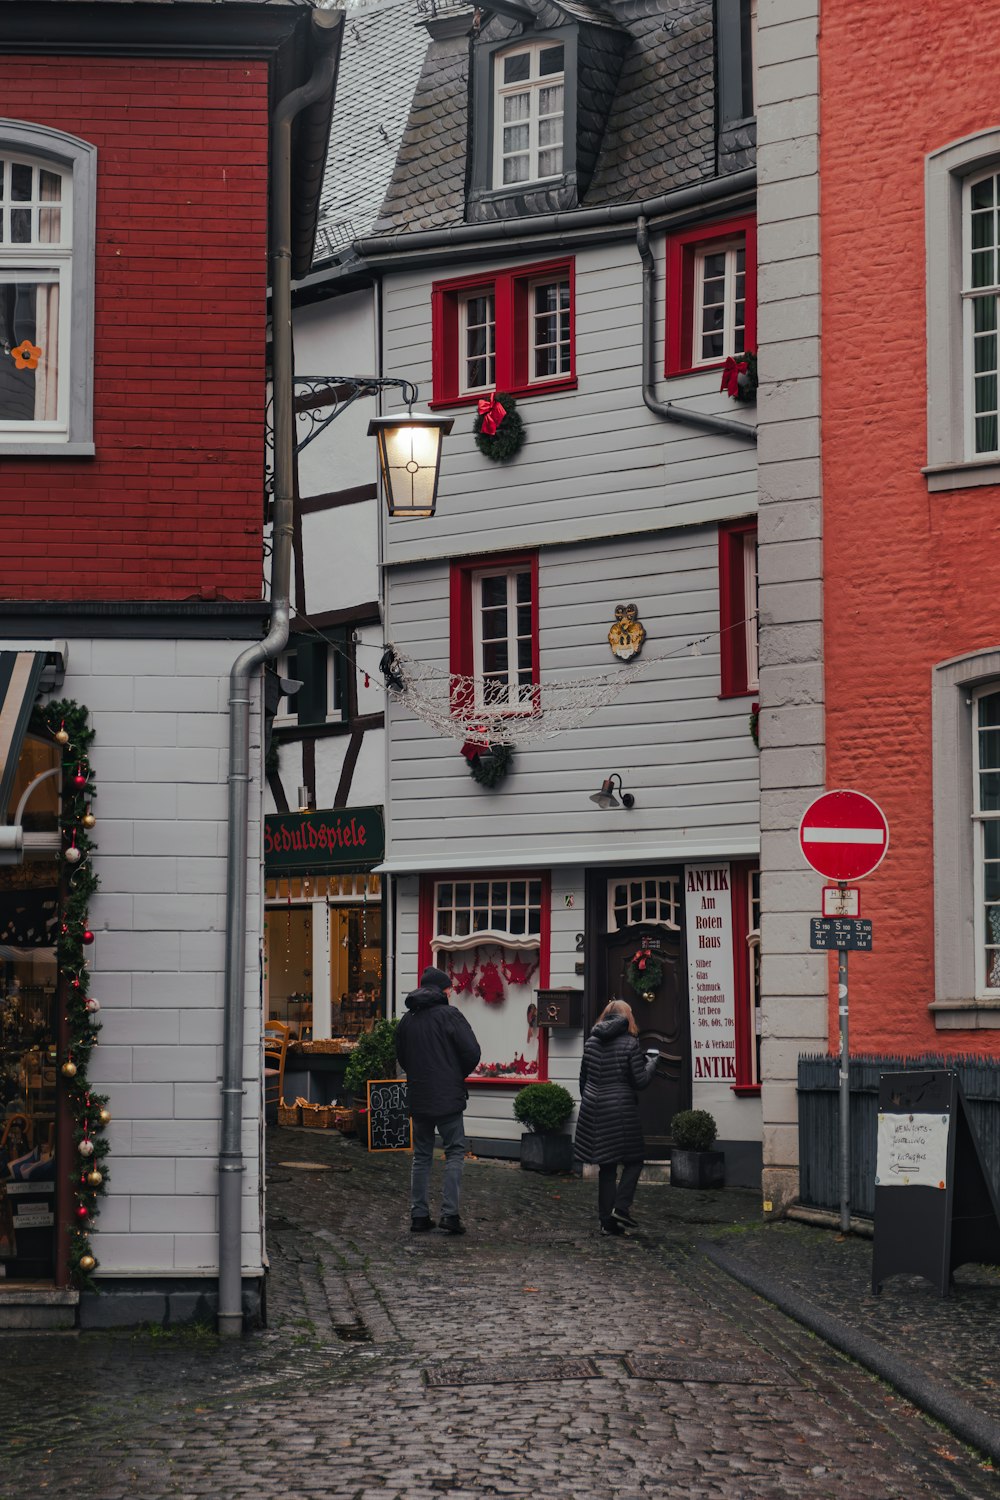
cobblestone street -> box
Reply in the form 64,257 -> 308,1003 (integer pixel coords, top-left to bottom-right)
1,1130 -> 997,1500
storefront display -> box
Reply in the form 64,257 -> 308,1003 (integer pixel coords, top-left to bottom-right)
264,872 -> 384,1041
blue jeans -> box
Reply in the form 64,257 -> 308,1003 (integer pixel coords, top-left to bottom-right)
411,1111 -> 468,1220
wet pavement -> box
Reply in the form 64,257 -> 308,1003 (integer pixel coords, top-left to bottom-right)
1,1129 -> 999,1499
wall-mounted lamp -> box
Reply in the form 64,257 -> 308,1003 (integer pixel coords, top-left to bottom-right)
297,785 -> 313,814
368,409 -> 454,519
589,773 -> 635,810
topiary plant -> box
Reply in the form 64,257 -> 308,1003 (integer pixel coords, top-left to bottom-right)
670,1108 -> 717,1152
343,1017 -> 400,1099
513,1082 -> 575,1134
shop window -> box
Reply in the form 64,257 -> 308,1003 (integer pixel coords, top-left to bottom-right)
264,873 -> 383,1042
494,41 -> 565,188
431,258 -> 576,406
718,519 -> 758,698
664,216 -> 757,378
0,123 -> 96,455
275,633 -> 346,728
420,873 -> 550,1082
730,862 -> 760,1093
450,553 -> 539,718
607,877 -> 681,933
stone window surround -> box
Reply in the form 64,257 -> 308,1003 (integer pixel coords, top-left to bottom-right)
924,127 -> 1000,493
932,644 -> 1000,1027
0,119 -> 96,457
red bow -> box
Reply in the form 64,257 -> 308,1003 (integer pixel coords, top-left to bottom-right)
477,393 -> 507,436
720,357 -> 748,398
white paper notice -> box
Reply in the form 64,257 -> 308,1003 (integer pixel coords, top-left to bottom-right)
684,863 -> 736,1081
875,1112 -> 950,1189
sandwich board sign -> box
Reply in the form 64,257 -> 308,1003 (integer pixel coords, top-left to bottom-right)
872,1070 -> 1000,1295
366,1079 -> 412,1153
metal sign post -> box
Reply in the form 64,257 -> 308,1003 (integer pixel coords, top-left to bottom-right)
800,790 -> 889,1235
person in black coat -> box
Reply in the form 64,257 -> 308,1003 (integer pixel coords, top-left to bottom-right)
395,965 -> 481,1235
574,1000 -> 658,1235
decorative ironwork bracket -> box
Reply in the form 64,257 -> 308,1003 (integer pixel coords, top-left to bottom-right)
292,375 -> 419,456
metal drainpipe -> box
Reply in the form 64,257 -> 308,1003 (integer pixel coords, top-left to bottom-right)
636,215 -> 757,445
217,16 -> 340,1338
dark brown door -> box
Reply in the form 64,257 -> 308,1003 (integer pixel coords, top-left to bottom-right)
604,926 -> 690,1157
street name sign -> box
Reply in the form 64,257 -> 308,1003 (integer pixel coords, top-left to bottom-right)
810,917 -> 873,951
799,789 -> 889,881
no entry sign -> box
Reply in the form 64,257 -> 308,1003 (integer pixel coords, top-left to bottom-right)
799,789 -> 889,882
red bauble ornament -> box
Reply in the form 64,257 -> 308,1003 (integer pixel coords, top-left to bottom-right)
81,930 -> 95,946
76,1203 -> 89,1219
73,769 -> 88,788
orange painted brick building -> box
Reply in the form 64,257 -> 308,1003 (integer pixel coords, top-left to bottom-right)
757,0 -> 1000,1209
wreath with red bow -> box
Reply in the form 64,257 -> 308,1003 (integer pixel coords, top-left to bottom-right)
720,350 -> 758,403
473,391 -> 525,462
624,946 -> 663,1000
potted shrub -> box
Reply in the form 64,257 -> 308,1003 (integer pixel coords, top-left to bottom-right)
669,1108 -> 725,1189
513,1082 -> 575,1173
343,1017 -> 400,1143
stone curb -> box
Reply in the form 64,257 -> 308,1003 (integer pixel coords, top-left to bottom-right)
702,1239 -> 1000,1468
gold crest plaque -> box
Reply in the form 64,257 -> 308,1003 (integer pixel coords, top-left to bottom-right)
608,603 -> 647,661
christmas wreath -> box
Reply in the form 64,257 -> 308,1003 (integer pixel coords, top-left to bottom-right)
473,391 -> 525,462
624,946 -> 662,1001
720,350 -> 758,403
749,701 -> 760,748
461,740 -> 513,789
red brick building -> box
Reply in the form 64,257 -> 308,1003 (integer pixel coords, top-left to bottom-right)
0,0 -> 339,1329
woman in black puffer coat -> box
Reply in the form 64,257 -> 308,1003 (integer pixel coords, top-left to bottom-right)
574,1000 -> 658,1236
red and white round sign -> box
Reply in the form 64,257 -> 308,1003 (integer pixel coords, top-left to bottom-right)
798,789 -> 889,882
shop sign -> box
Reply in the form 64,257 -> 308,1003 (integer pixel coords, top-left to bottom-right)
264,806 -> 385,874
683,863 -> 737,1082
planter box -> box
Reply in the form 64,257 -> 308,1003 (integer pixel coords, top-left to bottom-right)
669,1147 -> 725,1189
520,1131 -> 574,1174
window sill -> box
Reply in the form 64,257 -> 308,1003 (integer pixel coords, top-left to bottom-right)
730,1083 -> 761,1097
929,998 -> 1000,1029
466,1074 -> 547,1087
664,359 -> 734,381
924,458 -> 1000,493
0,440 -> 95,458
429,379 -> 577,410
718,689 -> 758,702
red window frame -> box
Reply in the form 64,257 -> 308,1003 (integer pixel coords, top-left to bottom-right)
430,257 -> 577,408
729,860 -> 760,1095
417,871 -> 551,1086
449,552 -> 540,718
664,214 -> 757,378
718,518 -> 758,699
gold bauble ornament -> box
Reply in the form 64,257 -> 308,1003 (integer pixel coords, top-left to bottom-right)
98,1107 -> 111,1124
87,1168 -> 103,1186
79,1254 -> 96,1273
61,1060 -> 77,1077
55,728 -> 70,745
82,811 -> 96,829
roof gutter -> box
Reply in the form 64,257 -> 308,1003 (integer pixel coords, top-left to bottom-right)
353,168 -> 756,270
636,214 -> 756,445
217,6 -> 341,1340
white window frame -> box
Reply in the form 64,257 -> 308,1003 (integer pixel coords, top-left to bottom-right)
528,275 -> 571,385
743,529 -> 759,691
973,685 -> 1000,997
692,238 -> 747,367
471,565 -> 534,713
432,876 -> 543,954
458,288 -> 496,396
493,41 -> 565,190
0,159 -> 72,439
607,876 -> 681,934
273,643 -> 345,728
962,167 -> 1000,460
0,122 -> 95,456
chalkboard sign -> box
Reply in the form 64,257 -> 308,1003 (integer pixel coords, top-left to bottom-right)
366,1078 -> 412,1153
872,1070 -> 1000,1295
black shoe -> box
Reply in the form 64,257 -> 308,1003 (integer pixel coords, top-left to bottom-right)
439,1215 -> 466,1235
410,1215 -> 433,1233
600,1220 -> 627,1236
612,1208 -> 638,1229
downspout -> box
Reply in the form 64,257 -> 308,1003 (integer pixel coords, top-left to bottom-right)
218,14 -> 340,1338
636,214 -> 757,445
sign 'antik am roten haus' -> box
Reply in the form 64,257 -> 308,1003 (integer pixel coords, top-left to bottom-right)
263,806 -> 385,874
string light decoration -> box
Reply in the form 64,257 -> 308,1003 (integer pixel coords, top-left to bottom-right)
31,699 -> 111,1287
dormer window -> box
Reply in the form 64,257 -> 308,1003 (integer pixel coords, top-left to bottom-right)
494,42 -> 565,188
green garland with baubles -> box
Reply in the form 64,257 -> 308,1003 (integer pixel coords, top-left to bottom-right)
31,700 -> 110,1287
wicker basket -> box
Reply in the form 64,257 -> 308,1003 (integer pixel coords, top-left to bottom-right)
300,1103 -> 333,1129
332,1106 -> 357,1134
277,1101 -> 300,1127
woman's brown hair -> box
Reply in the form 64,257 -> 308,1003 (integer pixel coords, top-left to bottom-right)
597,999 -> 639,1036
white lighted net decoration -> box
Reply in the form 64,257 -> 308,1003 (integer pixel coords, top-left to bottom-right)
379,647 -> 656,746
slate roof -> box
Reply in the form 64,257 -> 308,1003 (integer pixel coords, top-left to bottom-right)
315,0 -> 430,259
374,0 -> 725,236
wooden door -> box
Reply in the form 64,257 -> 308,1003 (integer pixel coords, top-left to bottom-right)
604,925 -> 690,1157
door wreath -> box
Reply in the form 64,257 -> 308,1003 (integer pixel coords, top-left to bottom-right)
624,945 -> 662,1002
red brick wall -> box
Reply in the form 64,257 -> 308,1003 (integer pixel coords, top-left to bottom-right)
0,58 -> 270,601
820,5 -> 1000,1055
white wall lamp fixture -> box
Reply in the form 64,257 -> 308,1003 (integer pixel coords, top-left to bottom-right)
590,773 -> 635,810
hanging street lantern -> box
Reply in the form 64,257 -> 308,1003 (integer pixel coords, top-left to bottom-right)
367,410 -> 453,519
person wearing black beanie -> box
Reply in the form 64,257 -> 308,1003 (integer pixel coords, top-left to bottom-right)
395,965 -> 481,1235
